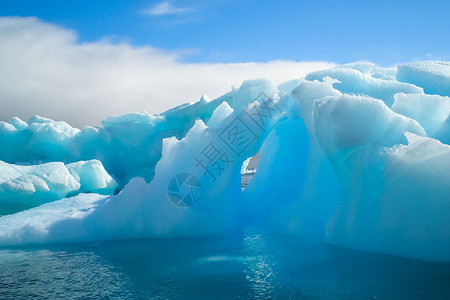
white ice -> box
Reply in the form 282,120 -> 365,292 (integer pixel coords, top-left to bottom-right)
0,61 -> 449,262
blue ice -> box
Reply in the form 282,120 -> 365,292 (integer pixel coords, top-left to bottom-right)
0,61 -> 449,262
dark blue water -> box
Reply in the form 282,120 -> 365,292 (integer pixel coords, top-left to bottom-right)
1,227 -> 449,299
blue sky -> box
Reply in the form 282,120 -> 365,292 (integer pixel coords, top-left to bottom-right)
2,0 -> 449,65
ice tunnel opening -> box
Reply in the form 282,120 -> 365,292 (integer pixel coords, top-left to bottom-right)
240,150 -> 261,190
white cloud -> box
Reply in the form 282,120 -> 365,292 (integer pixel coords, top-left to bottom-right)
145,1 -> 193,16
0,17 -> 335,128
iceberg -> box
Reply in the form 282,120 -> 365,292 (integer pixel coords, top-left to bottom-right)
397,61 -> 450,97
326,132 -> 450,261
0,61 -> 449,262
0,160 -> 118,214
305,62 -> 423,106
392,93 -> 450,137
0,100 -> 229,188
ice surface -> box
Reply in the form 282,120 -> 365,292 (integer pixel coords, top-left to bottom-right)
392,93 -> 450,137
326,132 -> 450,261
0,79 -> 286,244
0,97 -> 229,188
0,161 -> 80,206
66,160 -> 118,195
305,63 -> 423,106
397,61 -> 450,97
0,160 -> 117,214
0,61 -> 449,261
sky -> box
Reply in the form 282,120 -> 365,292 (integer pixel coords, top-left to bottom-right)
1,0 -> 449,127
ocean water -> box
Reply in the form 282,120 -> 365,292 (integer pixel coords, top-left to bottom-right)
0,227 -> 449,299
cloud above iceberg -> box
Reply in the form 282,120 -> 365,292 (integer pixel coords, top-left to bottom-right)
0,17 -> 335,128
145,1 -> 193,16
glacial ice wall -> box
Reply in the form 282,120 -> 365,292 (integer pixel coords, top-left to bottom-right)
0,61 -> 449,262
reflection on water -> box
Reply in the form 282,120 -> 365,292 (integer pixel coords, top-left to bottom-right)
242,228 -> 277,299
0,227 -> 449,299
